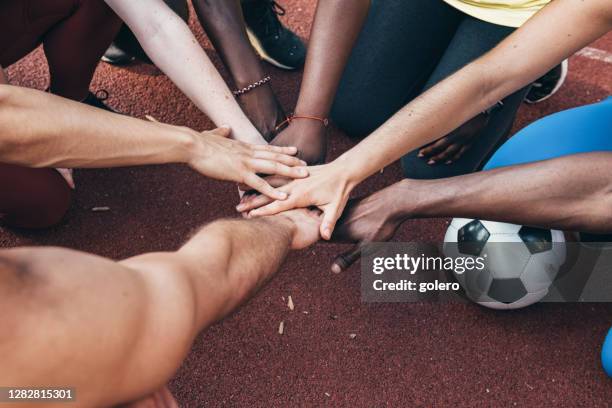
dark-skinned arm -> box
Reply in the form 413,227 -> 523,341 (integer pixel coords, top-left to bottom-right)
270,0 -> 371,164
192,0 -> 285,139
331,152 -> 612,272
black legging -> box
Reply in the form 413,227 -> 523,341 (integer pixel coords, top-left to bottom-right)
331,0 -> 530,179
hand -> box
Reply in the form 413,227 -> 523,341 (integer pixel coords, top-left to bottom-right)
270,118 -> 327,165
189,126 -> 308,200
418,113 -> 489,165
330,184 -> 406,273
277,208 -> 324,250
236,84 -> 286,142
236,161 -> 355,240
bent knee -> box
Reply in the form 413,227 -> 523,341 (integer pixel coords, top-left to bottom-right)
0,165 -> 72,229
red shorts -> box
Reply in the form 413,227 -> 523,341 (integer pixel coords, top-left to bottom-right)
0,0 -> 87,67
0,163 -> 72,229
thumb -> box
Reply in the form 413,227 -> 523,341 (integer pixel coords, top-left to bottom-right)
320,202 -> 343,241
210,125 -> 232,138
331,243 -> 363,273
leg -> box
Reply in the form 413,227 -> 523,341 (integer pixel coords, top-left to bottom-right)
0,0 -> 75,67
0,210 -> 320,407
401,16 -> 529,179
0,0 -> 121,101
193,0 -> 284,140
43,0 -> 122,100
602,328 -> 612,377
483,97 -> 612,170
0,163 -> 71,229
330,0 -> 462,138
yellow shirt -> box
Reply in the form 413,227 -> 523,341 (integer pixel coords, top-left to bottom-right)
443,0 -> 551,27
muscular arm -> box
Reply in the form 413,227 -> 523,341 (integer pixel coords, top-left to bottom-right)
0,85 -> 307,198
0,211 -> 319,407
401,152 -> 612,233
0,85 -> 196,169
104,0 -> 265,144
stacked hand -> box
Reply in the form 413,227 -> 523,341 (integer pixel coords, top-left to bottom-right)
237,118 -> 328,211
270,119 -> 327,165
236,160 -> 354,240
330,184 -> 406,272
278,208 -> 324,250
189,126 -> 309,200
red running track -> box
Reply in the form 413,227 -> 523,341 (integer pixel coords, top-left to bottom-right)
2,1 -> 612,406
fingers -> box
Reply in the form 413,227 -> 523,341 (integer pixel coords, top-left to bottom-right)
320,201 -> 343,240
236,193 -> 274,213
212,125 -> 232,138
331,244 -> 363,273
243,173 -> 289,201
248,159 -> 308,180
248,195 -> 298,218
252,143 -> 299,156
430,143 -> 461,165
450,144 -> 471,162
238,175 -> 291,191
252,150 -> 307,167
418,137 -> 450,162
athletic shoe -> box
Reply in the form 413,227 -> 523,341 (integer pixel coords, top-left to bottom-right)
82,90 -> 117,113
525,60 -> 568,104
242,0 -> 306,70
101,42 -> 135,66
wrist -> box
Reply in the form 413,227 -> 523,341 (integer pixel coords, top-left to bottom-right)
266,214 -> 297,241
283,116 -> 327,138
332,152 -> 365,188
179,127 -> 210,166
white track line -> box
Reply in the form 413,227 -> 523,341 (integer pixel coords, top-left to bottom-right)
576,47 -> 612,64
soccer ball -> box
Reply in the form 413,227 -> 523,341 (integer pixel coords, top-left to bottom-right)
443,218 -> 566,310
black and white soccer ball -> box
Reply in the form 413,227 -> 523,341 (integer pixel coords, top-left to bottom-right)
443,218 -> 566,310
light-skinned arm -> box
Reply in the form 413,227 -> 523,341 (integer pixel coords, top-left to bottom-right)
0,209 -> 320,407
331,153 -> 612,272
0,85 -> 308,199
104,0 -> 266,145
240,0 -> 612,238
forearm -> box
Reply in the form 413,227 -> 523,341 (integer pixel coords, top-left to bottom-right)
0,85 -> 195,168
177,215 -> 295,327
397,153 -> 612,233
105,0 -> 265,144
294,0 -> 370,117
336,0 -> 612,185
